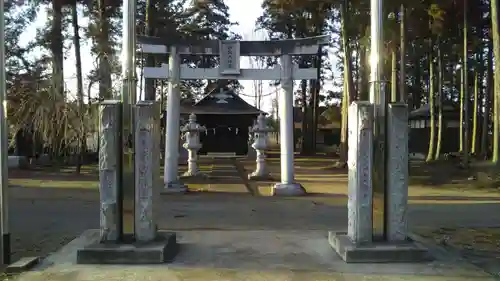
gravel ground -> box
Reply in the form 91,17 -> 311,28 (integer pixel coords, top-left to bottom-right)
8,186 -> 500,264
6,159 -> 500,272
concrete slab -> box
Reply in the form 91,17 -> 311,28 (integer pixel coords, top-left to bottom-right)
76,232 -> 178,264
6,257 -> 40,273
12,230 -> 494,281
329,232 -> 430,263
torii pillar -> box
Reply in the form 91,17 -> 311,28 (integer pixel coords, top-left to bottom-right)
272,54 -> 304,196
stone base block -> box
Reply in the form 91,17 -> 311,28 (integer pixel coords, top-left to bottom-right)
180,171 -> 209,179
77,232 -> 179,264
6,257 -> 40,273
272,183 -> 306,196
328,232 -> 431,263
248,173 -> 272,181
162,182 -> 188,193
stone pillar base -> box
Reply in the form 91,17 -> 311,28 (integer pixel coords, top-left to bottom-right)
248,173 -> 272,181
328,232 -> 431,263
77,231 -> 179,264
180,171 -> 208,179
272,183 -> 306,196
162,181 -> 188,193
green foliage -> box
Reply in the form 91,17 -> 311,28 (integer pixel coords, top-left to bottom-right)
4,0 -> 500,160
428,3 -> 445,35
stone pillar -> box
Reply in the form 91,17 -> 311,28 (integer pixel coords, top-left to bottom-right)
98,101 -> 121,242
164,46 -> 186,192
273,54 -> 305,196
134,101 -> 160,242
329,101 -> 428,263
387,103 -> 409,242
347,102 -> 373,244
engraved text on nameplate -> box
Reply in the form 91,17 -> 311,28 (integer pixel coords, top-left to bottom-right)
219,40 -> 240,75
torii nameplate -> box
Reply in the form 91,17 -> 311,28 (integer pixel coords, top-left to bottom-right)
219,40 -> 240,75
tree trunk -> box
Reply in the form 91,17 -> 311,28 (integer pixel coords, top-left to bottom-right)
391,50 -> 397,102
306,79 -> 315,153
471,72 -> 479,156
338,3 -> 356,166
358,42 -> 369,100
144,0 -> 156,100
339,79 -> 348,165
97,0 -> 113,99
312,48 -> 322,152
435,37 -> 443,160
399,4 -> 406,103
462,0 -> 469,168
459,67 -> 464,153
412,45 -> 422,109
51,0 -> 64,98
426,39 -> 435,163
491,0 -> 500,164
476,23 -> 485,157
354,43 -> 360,96
72,3 -> 85,174
300,79 -> 308,154
481,39 -> 493,159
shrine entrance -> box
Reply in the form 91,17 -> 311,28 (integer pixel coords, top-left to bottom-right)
139,35 -> 328,193
200,120 -> 250,155
179,86 -> 262,155
201,124 -> 243,155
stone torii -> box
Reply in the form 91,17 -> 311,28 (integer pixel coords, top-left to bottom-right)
138,35 -> 329,195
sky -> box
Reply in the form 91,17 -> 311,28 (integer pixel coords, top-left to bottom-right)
17,0 -> 311,114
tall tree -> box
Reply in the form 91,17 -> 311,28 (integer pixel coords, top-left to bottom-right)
51,0 -> 65,98
481,37 -> 493,159
86,0 -> 120,100
71,2 -> 85,172
338,3 -> 355,166
399,4 -> 406,103
181,0 -> 241,98
491,0 -> 500,164
428,4 -> 445,160
426,36 -> 435,162
462,0 -> 470,167
144,0 -> 156,101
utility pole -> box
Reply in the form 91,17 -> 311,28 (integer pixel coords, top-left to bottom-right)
0,0 -> 11,265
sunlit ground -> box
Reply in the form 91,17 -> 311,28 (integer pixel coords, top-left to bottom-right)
9,157 -> 500,205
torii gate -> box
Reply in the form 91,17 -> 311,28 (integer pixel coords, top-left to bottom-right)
138,35 -> 329,195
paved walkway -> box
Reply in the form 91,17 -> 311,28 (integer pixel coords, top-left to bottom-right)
14,229 -> 496,281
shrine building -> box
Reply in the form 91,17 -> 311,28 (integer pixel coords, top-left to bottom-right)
162,86 -> 264,156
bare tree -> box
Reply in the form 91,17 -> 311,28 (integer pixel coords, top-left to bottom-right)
247,56 -> 265,109
246,30 -> 268,109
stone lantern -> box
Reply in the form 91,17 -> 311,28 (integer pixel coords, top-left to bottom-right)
247,121 -> 256,159
181,113 -> 206,178
248,113 -> 272,180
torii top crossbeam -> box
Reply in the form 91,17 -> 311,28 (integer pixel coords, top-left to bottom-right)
137,35 -> 330,56
137,35 -> 330,81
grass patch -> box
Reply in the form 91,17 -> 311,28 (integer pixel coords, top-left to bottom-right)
417,228 -> 500,248
415,227 -> 500,278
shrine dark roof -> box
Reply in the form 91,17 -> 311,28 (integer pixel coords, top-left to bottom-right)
178,89 -> 265,115
409,102 -> 460,120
